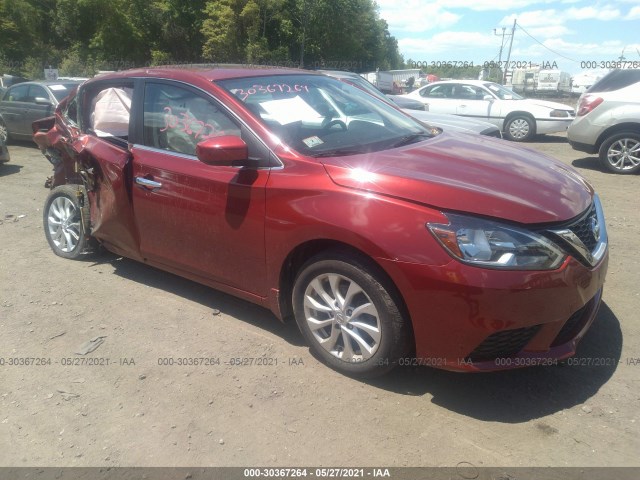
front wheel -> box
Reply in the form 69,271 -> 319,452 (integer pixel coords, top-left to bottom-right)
43,185 -> 91,259
504,115 -> 535,141
292,252 -> 411,377
0,118 -> 9,144
598,132 -> 640,174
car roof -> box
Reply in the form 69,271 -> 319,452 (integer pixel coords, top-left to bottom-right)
428,80 -> 491,86
8,80 -> 82,88
88,66 -> 319,84
316,70 -> 360,79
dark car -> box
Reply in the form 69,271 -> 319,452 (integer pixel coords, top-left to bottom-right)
0,81 -> 81,142
34,67 -> 608,377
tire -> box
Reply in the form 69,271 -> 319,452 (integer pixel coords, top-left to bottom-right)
598,132 -> 640,174
43,185 -> 91,259
0,118 -> 9,144
292,251 -> 411,378
504,114 -> 535,142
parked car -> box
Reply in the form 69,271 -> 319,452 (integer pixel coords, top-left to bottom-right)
567,69 -> 640,174
34,67 -> 608,377
320,70 -> 502,137
318,70 -> 426,110
402,80 -> 576,141
0,81 -> 81,142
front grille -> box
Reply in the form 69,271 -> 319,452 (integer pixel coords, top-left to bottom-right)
568,203 -> 598,252
466,324 -> 542,362
551,306 -> 587,347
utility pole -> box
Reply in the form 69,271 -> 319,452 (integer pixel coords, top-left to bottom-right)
502,19 -> 516,85
618,47 -> 626,62
492,27 -> 507,82
494,27 -> 506,64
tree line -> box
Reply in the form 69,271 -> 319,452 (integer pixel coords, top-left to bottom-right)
0,0 -> 405,79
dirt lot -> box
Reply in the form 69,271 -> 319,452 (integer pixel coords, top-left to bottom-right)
0,134 -> 638,469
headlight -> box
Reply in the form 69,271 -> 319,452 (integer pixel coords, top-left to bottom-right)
550,109 -> 569,118
427,214 -> 566,270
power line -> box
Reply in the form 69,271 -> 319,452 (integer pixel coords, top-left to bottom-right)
515,24 -> 579,63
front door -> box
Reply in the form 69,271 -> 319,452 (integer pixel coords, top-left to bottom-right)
131,80 -> 270,296
453,84 -> 494,122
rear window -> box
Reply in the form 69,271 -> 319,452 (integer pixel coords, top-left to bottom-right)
49,83 -> 79,102
588,69 -> 640,93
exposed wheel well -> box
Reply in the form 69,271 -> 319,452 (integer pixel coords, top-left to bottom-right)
595,123 -> 640,151
277,240 -> 414,348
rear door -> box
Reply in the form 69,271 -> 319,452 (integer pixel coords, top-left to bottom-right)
130,80 -> 271,296
0,84 -> 30,136
417,83 -> 456,113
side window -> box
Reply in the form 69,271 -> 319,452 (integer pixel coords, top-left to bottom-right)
422,85 -> 451,98
64,95 -> 79,126
6,84 -> 29,102
87,86 -> 132,140
454,85 -> 484,100
27,85 -> 49,103
143,82 -> 241,156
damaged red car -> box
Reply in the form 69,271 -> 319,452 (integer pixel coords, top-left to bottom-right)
33,68 -> 608,377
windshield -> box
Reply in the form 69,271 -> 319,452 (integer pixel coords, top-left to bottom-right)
216,74 -> 435,157
484,82 -> 524,100
49,83 -> 80,102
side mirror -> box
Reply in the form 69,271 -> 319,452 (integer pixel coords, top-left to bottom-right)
196,135 -> 249,166
483,95 -> 493,101
34,97 -> 53,106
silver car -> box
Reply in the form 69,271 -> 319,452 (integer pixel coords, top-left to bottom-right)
568,69 -> 640,174
0,81 -> 81,142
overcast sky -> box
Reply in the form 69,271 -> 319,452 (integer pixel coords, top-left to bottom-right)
377,0 -> 640,74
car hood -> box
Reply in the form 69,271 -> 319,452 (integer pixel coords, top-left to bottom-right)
403,109 -> 498,134
320,132 -> 592,224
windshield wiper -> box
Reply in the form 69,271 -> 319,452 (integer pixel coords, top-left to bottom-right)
311,148 -> 369,158
390,132 -> 433,149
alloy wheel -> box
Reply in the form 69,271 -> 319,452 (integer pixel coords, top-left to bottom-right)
606,137 -> 640,172
302,273 -> 381,362
47,196 -> 82,253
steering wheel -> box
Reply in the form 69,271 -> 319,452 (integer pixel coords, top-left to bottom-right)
322,118 -> 348,131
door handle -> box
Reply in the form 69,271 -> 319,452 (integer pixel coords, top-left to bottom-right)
135,176 -> 162,191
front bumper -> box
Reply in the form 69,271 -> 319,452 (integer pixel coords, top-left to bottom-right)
535,118 -> 574,135
378,250 -> 608,372
567,139 -> 598,154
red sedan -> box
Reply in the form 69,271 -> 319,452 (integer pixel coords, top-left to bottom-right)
33,68 -> 608,377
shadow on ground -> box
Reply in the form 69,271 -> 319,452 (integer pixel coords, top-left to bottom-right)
0,163 -> 23,177
7,139 -> 39,149
527,134 -> 569,144
91,252 -> 621,424
96,252 -> 306,348
572,156 -> 608,173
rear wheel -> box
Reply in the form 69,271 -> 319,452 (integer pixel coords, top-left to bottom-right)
292,251 -> 411,377
43,185 -> 91,259
504,114 -> 535,141
598,132 -> 640,174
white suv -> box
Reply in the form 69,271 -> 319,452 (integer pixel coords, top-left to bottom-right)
568,69 -> 640,174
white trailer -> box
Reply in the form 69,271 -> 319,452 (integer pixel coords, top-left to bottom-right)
537,69 -> 572,94
571,70 -> 609,95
